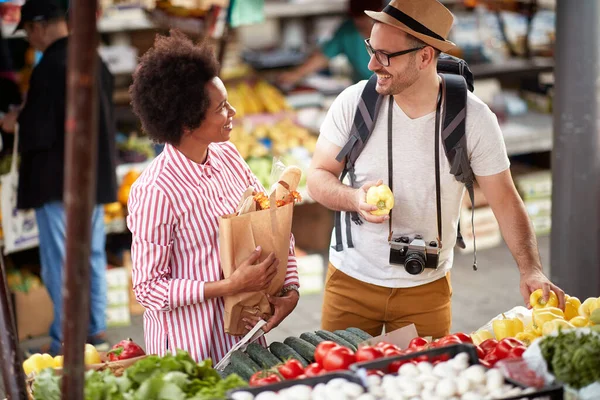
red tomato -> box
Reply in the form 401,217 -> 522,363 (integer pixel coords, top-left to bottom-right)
377,343 -> 399,353
383,348 -> 402,357
388,359 -> 410,373
304,362 -> 323,377
355,346 -> 384,362
480,338 -> 499,355
475,345 -> 485,360
314,341 -> 340,366
322,346 -> 356,371
408,337 -> 429,349
484,352 -> 499,367
436,335 -> 462,347
249,371 -> 281,386
506,345 -> 526,359
453,332 -> 473,344
277,359 -> 304,379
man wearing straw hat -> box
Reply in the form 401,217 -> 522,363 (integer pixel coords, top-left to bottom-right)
307,0 -> 564,338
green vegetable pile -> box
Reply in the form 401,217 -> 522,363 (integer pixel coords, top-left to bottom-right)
539,329 -> 600,389
33,350 -> 246,400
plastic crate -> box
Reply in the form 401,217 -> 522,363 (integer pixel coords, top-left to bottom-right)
227,371 -> 364,399
351,343 -> 563,400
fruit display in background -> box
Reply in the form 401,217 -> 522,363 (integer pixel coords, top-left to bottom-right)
116,133 -> 155,164
230,118 -> 317,161
225,79 -> 292,118
118,170 -> 142,206
104,202 -> 125,224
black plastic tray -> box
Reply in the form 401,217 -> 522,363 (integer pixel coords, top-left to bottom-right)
351,343 -> 563,400
227,371 -> 364,399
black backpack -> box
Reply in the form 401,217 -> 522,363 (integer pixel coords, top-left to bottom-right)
333,54 -> 480,269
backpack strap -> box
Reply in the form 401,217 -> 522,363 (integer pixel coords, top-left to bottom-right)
333,75 -> 383,251
440,73 -> 478,270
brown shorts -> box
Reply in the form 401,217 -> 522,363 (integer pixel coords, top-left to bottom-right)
321,263 -> 452,339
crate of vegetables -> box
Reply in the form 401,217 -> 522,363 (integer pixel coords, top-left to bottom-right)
350,343 -> 563,400
227,371 -> 365,399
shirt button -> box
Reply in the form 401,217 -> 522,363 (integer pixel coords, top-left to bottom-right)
219,196 -> 223,201
207,174 -> 212,179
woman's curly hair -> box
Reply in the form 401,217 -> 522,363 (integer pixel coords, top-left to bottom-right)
129,30 -> 219,145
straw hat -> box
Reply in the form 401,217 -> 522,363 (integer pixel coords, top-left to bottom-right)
365,0 -> 457,53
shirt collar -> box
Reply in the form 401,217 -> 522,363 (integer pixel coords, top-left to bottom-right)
164,144 -> 222,186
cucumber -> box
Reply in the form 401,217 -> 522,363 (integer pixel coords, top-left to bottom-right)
220,363 -> 237,378
230,350 -> 260,380
300,332 -> 326,347
315,330 -> 357,351
334,330 -> 364,348
246,342 -> 281,368
346,327 -> 373,341
269,342 -> 309,367
283,337 -> 316,363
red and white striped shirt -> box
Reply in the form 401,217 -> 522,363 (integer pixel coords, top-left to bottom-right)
126,142 -> 299,363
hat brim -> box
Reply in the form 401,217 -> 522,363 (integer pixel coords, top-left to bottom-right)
365,10 -> 457,53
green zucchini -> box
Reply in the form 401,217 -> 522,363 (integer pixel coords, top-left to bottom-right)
334,330 -> 364,347
315,330 -> 357,351
221,363 -> 237,378
246,342 -> 281,368
230,350 -> 260,380
283,337 -> 316,363
300,332 -> 326,346
346,327 -> 373,341
269,342 -> 309,367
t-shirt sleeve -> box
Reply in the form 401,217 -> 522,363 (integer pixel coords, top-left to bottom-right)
321,20 -> 352,60
319,81 -> 365,148
467,102 -> 511,177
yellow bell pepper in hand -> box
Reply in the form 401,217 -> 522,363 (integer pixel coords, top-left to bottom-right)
515,331 -> 538,347
529,288 -> 559,309
471,329 -> 494,345
532,307 -> 564,334
492,313 -> 524,340
366,184 -> 394,216
542,319 -> 574,336
564,295 -> 582,320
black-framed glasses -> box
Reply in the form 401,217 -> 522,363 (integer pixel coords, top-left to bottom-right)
364,39 -> 424,67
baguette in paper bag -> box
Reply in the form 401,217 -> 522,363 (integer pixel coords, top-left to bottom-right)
219,165 -> 301,336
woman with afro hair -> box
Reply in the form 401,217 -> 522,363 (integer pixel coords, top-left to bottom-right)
127,31 -> 299,363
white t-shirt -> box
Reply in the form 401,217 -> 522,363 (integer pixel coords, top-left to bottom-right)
320,80 -> 510,288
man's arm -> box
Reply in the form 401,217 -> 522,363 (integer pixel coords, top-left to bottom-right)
477,169 -> 566,308
307,136 -> 385,223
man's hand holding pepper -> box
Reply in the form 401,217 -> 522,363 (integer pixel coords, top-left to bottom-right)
356,179 -> 390,224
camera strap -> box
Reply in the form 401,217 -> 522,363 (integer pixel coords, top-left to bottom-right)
386,82 -> 444,247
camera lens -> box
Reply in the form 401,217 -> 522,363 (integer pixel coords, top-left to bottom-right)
404,252 -> 426,275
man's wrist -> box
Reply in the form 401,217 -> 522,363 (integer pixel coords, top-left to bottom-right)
279,284 -> 299,297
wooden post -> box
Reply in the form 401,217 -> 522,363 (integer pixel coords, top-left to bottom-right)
0,256 -> 27,399
61,0 -> 99,399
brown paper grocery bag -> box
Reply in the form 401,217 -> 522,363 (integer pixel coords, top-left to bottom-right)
219,190 -> 294,336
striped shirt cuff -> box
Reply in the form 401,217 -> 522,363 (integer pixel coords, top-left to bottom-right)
284,256 -> 300,287
169,279 -> 205,309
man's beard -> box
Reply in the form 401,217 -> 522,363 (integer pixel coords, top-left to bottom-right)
374,56 -> 420,96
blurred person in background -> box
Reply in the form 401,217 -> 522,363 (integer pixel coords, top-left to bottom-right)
0,15 -> 21,156
278,0 -> 386,86
0,0 -> 117,356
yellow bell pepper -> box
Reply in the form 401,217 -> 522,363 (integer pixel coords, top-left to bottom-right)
515,331 -> 538,347
366,184 -> 394,216
542,319 -> 574,336
564,295 -> 582,320
492,313 -> 524,340
532,307 -> 564,334
529,289 -> 559,309
578,297 -> 600,318
53,355 -> 64,368
22,353 -> 55,376
84,343 -> 102,365
569,316 -> 589,328
471,329 -> 494,345
590,308 -> 600,325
